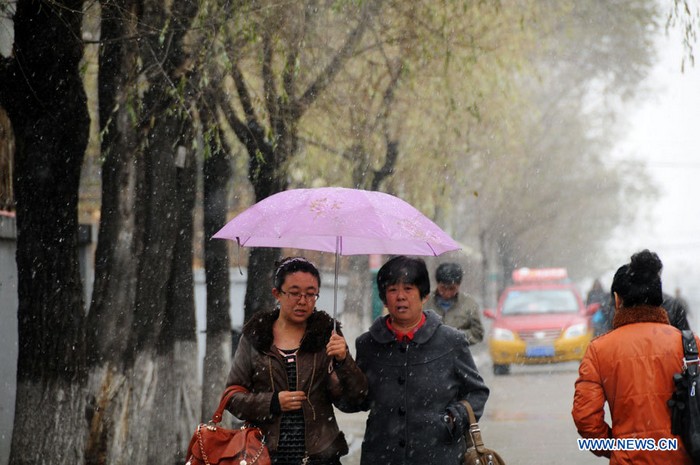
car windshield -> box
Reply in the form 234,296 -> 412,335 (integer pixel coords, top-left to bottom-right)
501,289 -> 580,316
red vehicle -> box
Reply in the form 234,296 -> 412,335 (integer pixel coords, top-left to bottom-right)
485,268 -> 597,375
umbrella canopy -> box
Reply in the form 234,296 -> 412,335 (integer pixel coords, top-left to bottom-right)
213,187 -> 460,256
213,187 -> 461,322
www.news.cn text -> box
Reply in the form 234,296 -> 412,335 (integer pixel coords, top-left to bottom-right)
577,438 -> 678,452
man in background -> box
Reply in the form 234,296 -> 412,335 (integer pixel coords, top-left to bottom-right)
426,262 -> 484,345
600,290 -> 691,333
664,291 -> 691,331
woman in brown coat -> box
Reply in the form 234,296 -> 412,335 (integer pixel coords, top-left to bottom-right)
572,249 -> 695,464
226,257 -> 367,465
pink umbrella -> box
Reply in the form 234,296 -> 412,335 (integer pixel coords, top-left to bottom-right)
213,187 -> 461,318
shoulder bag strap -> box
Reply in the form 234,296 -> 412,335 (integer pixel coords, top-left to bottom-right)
212,385 -> 249,424
682,330 -> 699,378
460,400 -> 488,454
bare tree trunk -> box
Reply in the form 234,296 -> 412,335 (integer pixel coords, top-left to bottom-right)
340,255 -> 372,347
123,104 -> 186,464
243,144 -> 286,323
86,0 -> 200,461
149,143 -> 199,464
0,107 -> 14,210
243,247 -> 280,322
0,0 -> 90,463
88,0 -> 142,366
201,104 -> 233,421
479,230 -> 489,307
12,381 -> 87,465
85,2 -> 143,463
153,341 -> 200,462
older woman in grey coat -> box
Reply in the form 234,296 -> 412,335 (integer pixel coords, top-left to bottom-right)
350,256 -> 489,465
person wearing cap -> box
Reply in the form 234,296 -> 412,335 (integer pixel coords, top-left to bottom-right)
426,262 -> 484,345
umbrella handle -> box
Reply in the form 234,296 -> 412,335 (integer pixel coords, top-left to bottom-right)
333,237 -> 340,332
327,238 -> 340,375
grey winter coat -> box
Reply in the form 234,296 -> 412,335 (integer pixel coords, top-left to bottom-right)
226,309 -> 368,460
352,310 -> 489,465
426,291 -> 485,345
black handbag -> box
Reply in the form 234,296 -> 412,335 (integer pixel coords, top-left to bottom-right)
668,330 -> 700,463
461,401 -> 506,465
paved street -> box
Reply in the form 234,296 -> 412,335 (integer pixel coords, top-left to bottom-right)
336,410 -> 367,465
477,361 -> 601,465
337,344 -> 602,465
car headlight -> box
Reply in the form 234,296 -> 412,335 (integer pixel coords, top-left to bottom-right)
492,327 -> 515,341
563,323 -> 587,339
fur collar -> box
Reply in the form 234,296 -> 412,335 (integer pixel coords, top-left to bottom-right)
612,305 -> 670,329
242,308 -> 341,353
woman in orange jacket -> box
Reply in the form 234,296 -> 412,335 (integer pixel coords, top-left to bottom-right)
572,249 -> 695,464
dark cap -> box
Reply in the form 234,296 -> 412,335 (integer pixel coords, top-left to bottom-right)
436,262 -> 463,284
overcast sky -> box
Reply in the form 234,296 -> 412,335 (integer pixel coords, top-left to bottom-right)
609,26 -> 700,325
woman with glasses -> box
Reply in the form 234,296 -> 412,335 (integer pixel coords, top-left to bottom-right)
225,256 -> 367,465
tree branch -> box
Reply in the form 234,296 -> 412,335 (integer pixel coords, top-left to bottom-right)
371,139 -> 398,192
282,5 -> 305,107
371,56 -> 402,192
228,58 -> 258,124
261,32 -> 279,130
293,0 -> 382,119
215,81 -> 265,157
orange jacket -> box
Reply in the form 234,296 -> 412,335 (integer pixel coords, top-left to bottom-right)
572,305 -> 694,464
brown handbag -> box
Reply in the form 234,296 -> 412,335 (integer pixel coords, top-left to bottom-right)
185,385 -> 271,465
461,401 -> 506,465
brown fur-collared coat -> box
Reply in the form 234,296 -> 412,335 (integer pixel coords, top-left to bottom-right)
226,308 -> 367,460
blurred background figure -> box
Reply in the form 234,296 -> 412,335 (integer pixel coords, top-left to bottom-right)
662,291 -> 691,331
426,262 -> 484,345
598,281 -> 692,335
675,288 -> 691,317
586,278 -> 607,306
587,278 -> 608,337
673,288 -> 693,330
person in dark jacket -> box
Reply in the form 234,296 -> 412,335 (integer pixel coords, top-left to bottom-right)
586,278 -> 607,306
349,255 -> 489,465
225,257 -> 367,465
663,293 -> 691,331
599,292 -> 691,334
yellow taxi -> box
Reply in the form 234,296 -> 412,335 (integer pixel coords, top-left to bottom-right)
485,268 -> 596,375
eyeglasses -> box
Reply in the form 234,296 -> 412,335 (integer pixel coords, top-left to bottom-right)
279,290 -> 319,301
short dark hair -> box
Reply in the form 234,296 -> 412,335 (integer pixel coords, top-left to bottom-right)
376,256 -> 430,304
274,257 -> 321,290
435,262 -> 463,284
611,249 -> 663,308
